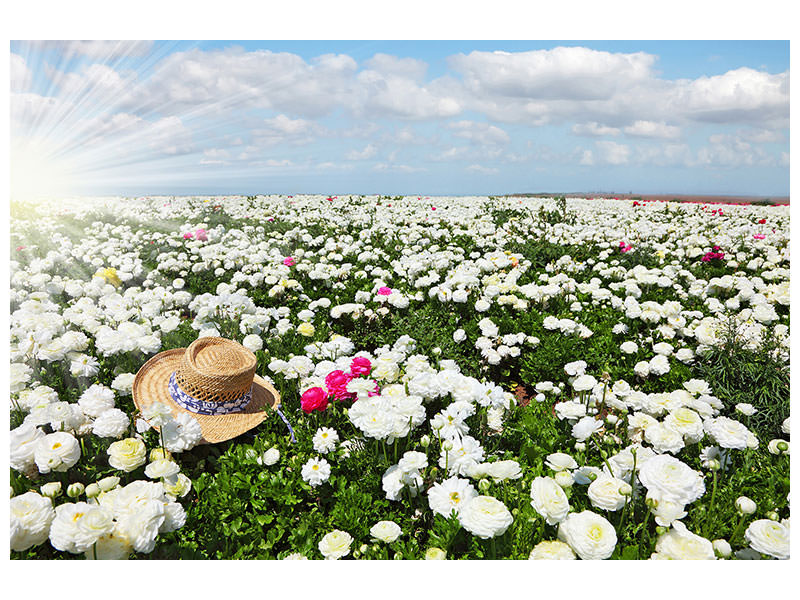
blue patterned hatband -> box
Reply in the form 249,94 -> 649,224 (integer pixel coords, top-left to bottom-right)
168,372 -> 253,415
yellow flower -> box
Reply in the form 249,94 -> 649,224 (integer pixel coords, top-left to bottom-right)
94,267 -> 122,287
297,322 -> 316,337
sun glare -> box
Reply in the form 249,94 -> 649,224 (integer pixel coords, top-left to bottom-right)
10,142 -> 77,203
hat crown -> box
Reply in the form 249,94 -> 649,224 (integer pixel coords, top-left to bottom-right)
175,337 -> 257,404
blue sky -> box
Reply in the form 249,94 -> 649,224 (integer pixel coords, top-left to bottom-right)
9,40 -> 790,199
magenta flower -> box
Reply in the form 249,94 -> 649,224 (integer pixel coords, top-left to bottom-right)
753,233 -> 766,240
182,232 -> 194,239
350,357 -> 372,376
195,228 -> 208,241
283,256 -> 295,267
377,286 -> 392,296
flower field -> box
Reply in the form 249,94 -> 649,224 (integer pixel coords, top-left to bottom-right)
9,194 -> 790,560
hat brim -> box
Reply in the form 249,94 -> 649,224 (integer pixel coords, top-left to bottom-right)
132,348 -> 280,444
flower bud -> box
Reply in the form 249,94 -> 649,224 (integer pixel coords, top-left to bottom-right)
40,482 -> 62,499
766,510 -> 779,521
606,414 -> 619,426
97,476 -> 120,492
574,442 -> 586,452
359,544 -> 369,553
655,526 -> 667,536
587,471 -> 598,482
420,435 -> 431,449
394,552 -> 403,560
777,441 -> 789,452
428,467 -> 439,480
712,539 -> 732,558
66,482 -> 85,498
85,483 -> 101,499
150,448 -> 172,462
478,479 -> 492,493
707,459 -> 721,472
442,440 -> 454,452
554,470 -> 574,489
735,496 -> 757,515
645,496 -> 658,509
425,547 -> 447,560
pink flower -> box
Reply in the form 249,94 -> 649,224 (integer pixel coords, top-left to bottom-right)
431,207 -> 436,211
16,246 -> 25,251
753,233 -> 766,240
301,387 -> 329,413
350,357 -> 372,376
325,370 -> 355,401
183,232 -> 194,239
377,286 -> 392,296
195,228 -> 208,241
283,256 -> 295,266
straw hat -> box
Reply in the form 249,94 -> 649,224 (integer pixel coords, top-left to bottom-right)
132,337 -> 279,443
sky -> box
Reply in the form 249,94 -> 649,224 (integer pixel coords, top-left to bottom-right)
9,39 -> 790,199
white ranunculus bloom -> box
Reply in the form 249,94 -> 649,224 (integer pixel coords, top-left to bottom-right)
528,540 -> 576,560
370,520 -> 402,543
703,416 -> 752,450
92,408 -> 130,438
301,457 -> 331,487
530,476 -> 570,525
107,438 -> 147,472
638,454 -> 705,507
545,452 -> 578,472
745,519 -> 790,559
652,521 -> 715,560
10,491 -> 55,552
318,529 -> 353,560
34,432 -> 81,474
587,475 -> 631,511
558,511 -> 617,560
458,495 -> 513,539
242,333 -> 263,352
10,423 -> 45,474
49,502 -> 115,554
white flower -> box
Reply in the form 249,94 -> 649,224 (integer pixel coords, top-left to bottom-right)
370,520 -> 402,543
163,473 -> 193,499
107,438 -> 147,472
704,416 -> 752,450
141,401 -> 174,428
78,384 -> 116,418
10,423 -> 45,474
261,447 -> 280,465
161,413 -> 203,452
49,502 -> 115,554
318,529 -> 353,559
34,432 -> 81,474
558,511 -> 617,560
242,334 -> 263,352
10,491 -> 55,551
92,408 -> 130,438
736,496 -> 757,515
545,452 -> 578,472
312,427 -> 339,454
144,459 -> 180,480
438,435 -> 485,476
683,379 -> 711,396
530,476 -> 570,525
633,361 -> 650,377
85,528 -> 132,560
781,417 -> 790,435
620,341 -> 638,354
453,328 -> 467,343
572,374 -> 597,392
301,457 -> 331,487
735,403 -> 757,417
398,451 -> 428,473
110,373 -> 135,396
458,495 -> 513,539
528,540 -> 576,560
427,476 -> 477,517
571,416 -> 602,442
644,422 -> 685,455
652,521 -> 715,559
638,454 -> 705,506
283,553 -> 308,560
588,475 -> 631,512
554,401 -> 586,421
745,519 -> 790,559
485,460 -> 522,482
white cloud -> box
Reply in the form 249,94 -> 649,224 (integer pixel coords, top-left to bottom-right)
595,141 -> 630,165
355,68 -> 461,120
251,114 -> 325,146
372,162 -> 425,173
10,54 -> 32,92
450,47 -> 656,100
345,143 -> 378,160
449,120 -> 510,145
579,149 -> 594,166
466,164 -> 499,175
571,122 -> 620,137
623,120 -> 680,139
364,53 -> 428,81
146,116 -> 194,155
